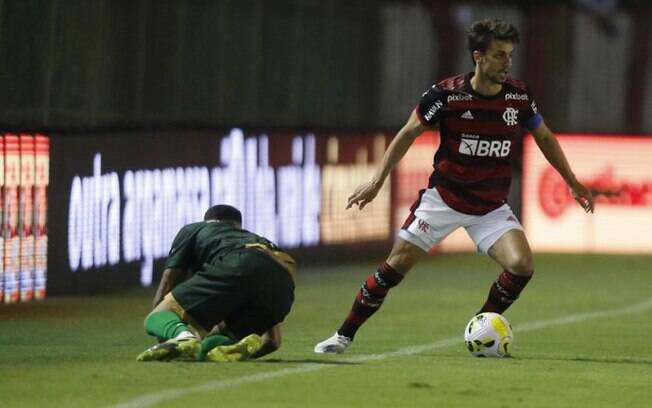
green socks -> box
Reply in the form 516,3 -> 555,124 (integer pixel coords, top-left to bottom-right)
197,335 -> 235,361
144,310 -> 191,341
144,311 -> 236,361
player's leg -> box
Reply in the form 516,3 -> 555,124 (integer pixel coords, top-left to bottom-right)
480,229 -> 534,314
205,309 -> 267,363
315,188 -> 460,354
314,237 -> 426,353
177,262 -> 253,360
143,294 -> 197,340
206,250 -> 294,362
136,294 -> 202,361
139,262 -> 246,362
465,204 -> 534,315
338,238 -> 425,339
197,324 -> 239,361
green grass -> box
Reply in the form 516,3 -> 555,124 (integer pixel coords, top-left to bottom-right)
1,253 -> 651,407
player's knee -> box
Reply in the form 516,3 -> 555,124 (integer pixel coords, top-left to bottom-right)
505,255 -> 534,277
386,239 -> 425,275
151,296 -> 176,314
385,253 -> 417,276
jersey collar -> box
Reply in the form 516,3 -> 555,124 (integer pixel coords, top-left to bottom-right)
464,72 -> 506,100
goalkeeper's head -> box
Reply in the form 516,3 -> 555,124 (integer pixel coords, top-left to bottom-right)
204,204 -> 242,228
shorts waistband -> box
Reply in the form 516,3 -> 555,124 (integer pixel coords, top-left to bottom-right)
243,243 -> 297,278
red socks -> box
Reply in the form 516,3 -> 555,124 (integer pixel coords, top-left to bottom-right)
479,270 -> 532,314
338,262 -> 404,339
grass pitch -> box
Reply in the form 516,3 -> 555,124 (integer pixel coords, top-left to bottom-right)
1,253 -> 651,407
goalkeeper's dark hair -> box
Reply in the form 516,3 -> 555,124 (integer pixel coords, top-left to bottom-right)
466,18 -> 520,65
204,204 -> 242,224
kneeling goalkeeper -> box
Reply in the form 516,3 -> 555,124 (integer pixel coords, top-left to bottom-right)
137,204 -> 296,362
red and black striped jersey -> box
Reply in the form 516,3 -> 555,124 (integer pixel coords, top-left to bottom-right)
415,72 -> 542,215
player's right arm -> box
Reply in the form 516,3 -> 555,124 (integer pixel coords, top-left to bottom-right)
347,84 -> 445,210
151,223 -> 198,307
152,268 -> 185,307
347,110 -> 427,210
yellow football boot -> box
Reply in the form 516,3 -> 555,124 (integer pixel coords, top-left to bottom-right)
206,334 -> 263,362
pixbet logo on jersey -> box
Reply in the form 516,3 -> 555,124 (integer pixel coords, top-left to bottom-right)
504,92 -> 528,101
459,134 -> 511,157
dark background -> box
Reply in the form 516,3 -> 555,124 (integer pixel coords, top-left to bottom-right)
3,0 -> 651,295
2,0 -> 651,133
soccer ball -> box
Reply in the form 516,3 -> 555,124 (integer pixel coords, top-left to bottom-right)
464,312 -> 513,357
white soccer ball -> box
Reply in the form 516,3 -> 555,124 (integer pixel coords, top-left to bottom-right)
464,312 -> 513,357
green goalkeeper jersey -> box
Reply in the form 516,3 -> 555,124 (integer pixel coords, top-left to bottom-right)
165,220 -> 285,273
167,219 -> 296,338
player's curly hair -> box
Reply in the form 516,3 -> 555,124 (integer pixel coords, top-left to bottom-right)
466,18 -> 520,65
204,204 -> 242,224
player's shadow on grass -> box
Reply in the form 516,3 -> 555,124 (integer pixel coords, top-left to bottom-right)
522,355 -> 652,366
257,358 -> 360,365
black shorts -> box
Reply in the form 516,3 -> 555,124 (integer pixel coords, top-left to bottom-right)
171,248 -> 294,339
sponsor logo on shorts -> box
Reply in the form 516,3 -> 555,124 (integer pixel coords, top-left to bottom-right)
417,219 -> 430,233
459,138 -> 512,157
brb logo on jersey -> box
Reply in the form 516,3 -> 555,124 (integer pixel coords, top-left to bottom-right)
459,134 -> 511,158
502,107 -> 518,126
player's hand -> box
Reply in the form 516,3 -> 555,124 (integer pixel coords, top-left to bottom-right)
346,180 -> 382,210
570,182 -> 594,213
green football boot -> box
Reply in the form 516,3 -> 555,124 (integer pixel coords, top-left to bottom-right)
206,334 -> 263,362
136,337 -> 201,362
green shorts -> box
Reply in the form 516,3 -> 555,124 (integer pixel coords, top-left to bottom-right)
171,248 -> 295,339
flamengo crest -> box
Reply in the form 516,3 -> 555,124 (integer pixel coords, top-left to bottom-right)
502,108 -> 518,126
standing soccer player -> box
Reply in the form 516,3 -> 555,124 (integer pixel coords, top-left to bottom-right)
314,18 -> 594,353
137,204 -> 296,362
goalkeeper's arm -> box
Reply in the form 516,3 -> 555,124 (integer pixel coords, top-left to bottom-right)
152,268 -> 184,308
250,324 -> 283,359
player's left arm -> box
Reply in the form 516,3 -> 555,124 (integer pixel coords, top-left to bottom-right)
530,120 -> 594,213
250,323 -> 283,359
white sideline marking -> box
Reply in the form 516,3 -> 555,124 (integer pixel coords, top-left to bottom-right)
108,298 -> 652,408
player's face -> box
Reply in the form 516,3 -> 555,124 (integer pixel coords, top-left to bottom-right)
477,40 -> 514,84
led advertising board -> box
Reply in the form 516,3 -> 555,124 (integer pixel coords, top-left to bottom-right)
1,133 -> 48,304
321,134 -> 391,244
49,129 -> 392,295
523,135 -> 652,253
